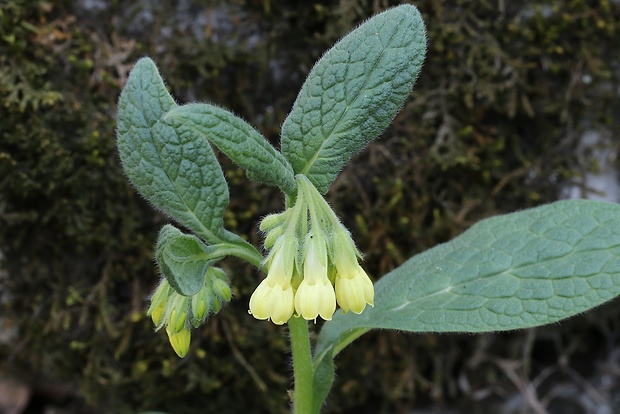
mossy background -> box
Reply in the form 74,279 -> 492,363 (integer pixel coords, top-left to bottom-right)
1,0 -> 620,413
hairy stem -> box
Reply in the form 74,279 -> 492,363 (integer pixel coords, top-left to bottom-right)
288,316 -> 315,414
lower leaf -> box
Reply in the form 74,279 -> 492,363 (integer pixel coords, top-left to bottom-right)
315,199 -> 620,396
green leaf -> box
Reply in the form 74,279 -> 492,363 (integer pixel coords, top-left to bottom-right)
155,224 -> 217,296
116,58 -> 230,243
311,348 -> 336,414
281,5 -> 427,193
315,200 -> 620,388
164,103 -> 296,194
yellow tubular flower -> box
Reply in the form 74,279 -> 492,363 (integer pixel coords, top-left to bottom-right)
249,278 -> 295,324
295,233 -> 336,321
332,228 -> 374,314
249,235 -> 296,324
335,264 -> 374,314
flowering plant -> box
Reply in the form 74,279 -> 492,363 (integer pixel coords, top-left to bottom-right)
116,5 -> 620,413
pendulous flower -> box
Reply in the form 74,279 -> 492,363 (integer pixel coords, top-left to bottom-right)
334,263 -> 374,314
294,232 -> 336,321
332,228 -> 374,314
249,234 -> 297,324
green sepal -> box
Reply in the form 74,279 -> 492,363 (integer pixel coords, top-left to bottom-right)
281,5 -> 427,193
165,103 -> 296,195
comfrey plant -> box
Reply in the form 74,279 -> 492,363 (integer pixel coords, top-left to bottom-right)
116,5 -> 620,413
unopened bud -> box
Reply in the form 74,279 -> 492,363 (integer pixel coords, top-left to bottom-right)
168,296 -> 188,334
259,212 -> 287,232
150,302 -> 167,328
166,326 -> 191,358
147,279 -> 171,317
190,288 -> 211,327
211,296 -> 221,314
263,225 -> 285,249
212,277 -> 232,302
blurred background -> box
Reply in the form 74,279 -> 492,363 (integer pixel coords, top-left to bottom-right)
1,0 -> 620,413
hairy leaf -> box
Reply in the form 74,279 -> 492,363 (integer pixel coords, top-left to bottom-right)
165,103 -> 296,194
281,4 -> 427,193
116,58 -> 230,243
315,200 -> 620,392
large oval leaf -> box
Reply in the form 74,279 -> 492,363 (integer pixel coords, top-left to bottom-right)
314,199 -> 620,408
117,58 -> 231,244
281,5 -> 427,193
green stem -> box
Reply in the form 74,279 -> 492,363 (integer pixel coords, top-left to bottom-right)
220,241 -> 265,271
288,316 -> 315,414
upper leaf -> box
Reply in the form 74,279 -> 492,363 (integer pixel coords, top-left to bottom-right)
281,4 -> 427,193
165,103 -> 296,194
117,58 -> 230,243
316,200 -> 620,363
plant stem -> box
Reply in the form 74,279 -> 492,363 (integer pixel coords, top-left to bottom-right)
288,316 -> 315,414
221,241 -> 265,270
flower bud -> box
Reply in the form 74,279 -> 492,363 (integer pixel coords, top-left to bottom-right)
263,225 -> 285,249
150,302 -> 167,328
211,296 -> 222,314
212,277 -> 232,302
259,212 -> 288,232
190,287 -> 211,327
147,279 -> 171,318
208,267 -> 232,303
166,326 -> 191,358
168,296 -> 189,334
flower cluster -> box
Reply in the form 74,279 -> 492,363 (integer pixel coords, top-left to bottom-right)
249,174 -> 374,324
147,267 -> 232,357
